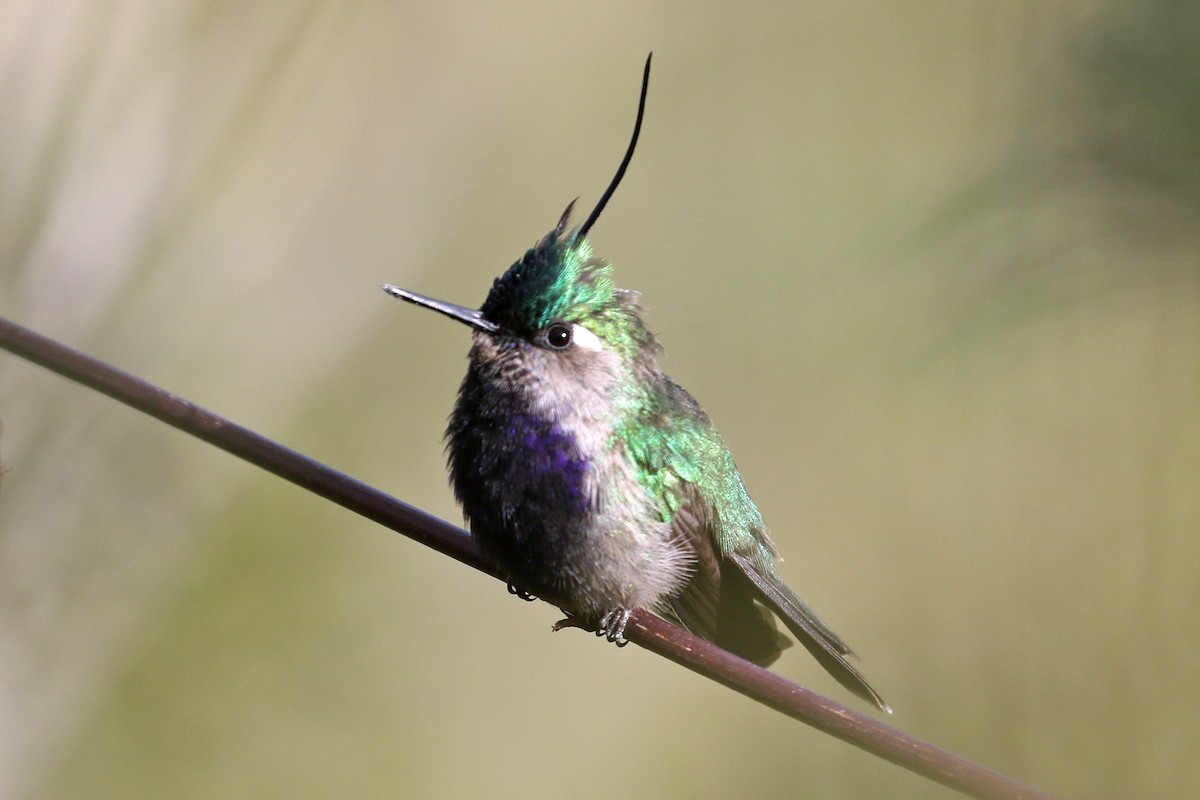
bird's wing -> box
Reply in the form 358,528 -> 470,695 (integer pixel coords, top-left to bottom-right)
662,481 -> 793,666
622,377 -> 789,665
633,377 -> 890,711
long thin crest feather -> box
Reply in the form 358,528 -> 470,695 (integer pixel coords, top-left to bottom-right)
575,53 -> 652,242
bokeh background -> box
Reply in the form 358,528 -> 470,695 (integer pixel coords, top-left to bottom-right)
2,2 -> 1198,798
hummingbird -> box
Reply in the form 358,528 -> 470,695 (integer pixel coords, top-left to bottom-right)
382,55 -> 889,713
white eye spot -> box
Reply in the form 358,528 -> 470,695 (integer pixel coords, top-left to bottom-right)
570,324 -> 605,352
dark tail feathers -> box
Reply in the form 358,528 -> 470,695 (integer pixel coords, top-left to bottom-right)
729,552 -> 891,714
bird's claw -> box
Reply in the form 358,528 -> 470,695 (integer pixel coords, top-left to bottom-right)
599,608 -> 631,646
507,583 -> 536,602
552,609 -> 631,647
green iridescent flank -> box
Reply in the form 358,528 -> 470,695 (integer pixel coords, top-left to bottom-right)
479,222 -> 655,360
617,380 -> 766,538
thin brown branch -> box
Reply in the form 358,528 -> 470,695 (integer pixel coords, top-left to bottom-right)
0,314 -> 1060,800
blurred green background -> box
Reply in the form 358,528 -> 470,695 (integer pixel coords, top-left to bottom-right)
2,2 -> 1198,798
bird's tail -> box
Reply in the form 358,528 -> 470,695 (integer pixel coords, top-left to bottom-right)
730,552 -> 891,714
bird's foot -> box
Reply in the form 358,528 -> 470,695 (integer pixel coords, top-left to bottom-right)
507,583 -> 536,602
598,608 -> 631,647
551,609 -> 630,647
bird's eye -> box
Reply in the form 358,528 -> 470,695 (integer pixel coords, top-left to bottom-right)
545,323 -> 573,349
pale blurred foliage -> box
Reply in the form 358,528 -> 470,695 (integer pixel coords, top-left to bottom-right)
1,2 -> 1197,798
